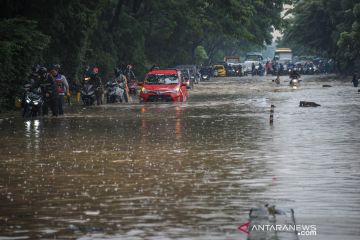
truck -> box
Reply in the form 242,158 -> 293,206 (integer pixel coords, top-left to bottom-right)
224,56 -> 243,76
274,48 -> 293,64
274,48 -> 293,72
224,56 -> 241,66
243,52 -> 264,74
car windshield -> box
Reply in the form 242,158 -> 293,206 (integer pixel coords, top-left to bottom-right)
214,66 -> 224,70
146,74 -> 178,84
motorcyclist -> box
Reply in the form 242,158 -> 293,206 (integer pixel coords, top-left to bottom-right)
352,73 -> 359,87
279,63 -> 284,74
251,62 -> 256,75
21,66 -> 41,112
23,66 -> 41,92
115,67 -> 129,103
289,69 -> 300,85
274,73 -> 280,85
38,67 -> 58,116
289,69 -> 300,79
258,63 -> 263,76
90,67 -> 103,105
50,64 -> 69,115
124,64 -> 136,81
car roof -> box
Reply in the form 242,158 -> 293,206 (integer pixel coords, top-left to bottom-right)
148,69 -> 178,75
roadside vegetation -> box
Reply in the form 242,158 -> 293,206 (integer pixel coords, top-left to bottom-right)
0,0 -> 289,111
280,0 -> 360,73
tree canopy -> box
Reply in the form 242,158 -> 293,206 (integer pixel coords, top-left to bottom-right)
281,0 -> 360,72
0,0 -> 290,110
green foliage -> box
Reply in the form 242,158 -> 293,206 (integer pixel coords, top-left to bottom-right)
194,46 -> 209,65
1,0 -> 289,110
0,18 -> 49,110
281,0 -> 360,72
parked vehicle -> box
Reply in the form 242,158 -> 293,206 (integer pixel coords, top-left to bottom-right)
213,65 -> 226,77
243,52 -> 263,74
224,56 -> 241,67
139,69 -> 188,102
23,86 -> 43,117
274,48 -> 293,64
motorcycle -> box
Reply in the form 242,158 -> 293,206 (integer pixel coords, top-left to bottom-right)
23,86 -> 43,117
81,84 -> 96,106
38,82 -> 56,116
201,74 -> 210,81
235,67 -> 242,76
106,81 -> 124,103
289,77 -> 300,88
128,79 -> 138,95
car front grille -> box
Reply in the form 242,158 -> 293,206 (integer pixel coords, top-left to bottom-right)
147,95 -> 173,102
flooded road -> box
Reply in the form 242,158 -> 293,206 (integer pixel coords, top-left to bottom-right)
1,75 -> 360,240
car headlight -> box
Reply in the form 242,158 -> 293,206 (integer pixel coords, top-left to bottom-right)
141,87 -> 149,94
170,86 -> 180,93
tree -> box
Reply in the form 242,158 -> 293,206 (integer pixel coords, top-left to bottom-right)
0,18 -> 50,110
0,0 -> 290,110
194,45 -> 209,65
281,0 -> 360,72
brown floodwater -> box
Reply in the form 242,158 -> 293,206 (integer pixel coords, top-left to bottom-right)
0,75 -> 359,240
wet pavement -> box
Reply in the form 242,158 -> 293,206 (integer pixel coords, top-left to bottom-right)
0,75 -> 360,240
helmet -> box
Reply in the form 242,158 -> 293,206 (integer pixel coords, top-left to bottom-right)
38,67 -> 48,75
51,64 -> 61,70
32,64 -> 40,73
114,67 -> 122,77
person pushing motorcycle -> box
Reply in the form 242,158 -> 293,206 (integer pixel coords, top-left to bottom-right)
50,64 -> 69,115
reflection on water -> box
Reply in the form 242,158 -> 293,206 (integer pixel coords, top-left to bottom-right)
0,75 -> 359,240
25,120 -> 40,151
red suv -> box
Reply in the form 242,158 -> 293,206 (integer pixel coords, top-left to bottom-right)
139,69 -> 188,102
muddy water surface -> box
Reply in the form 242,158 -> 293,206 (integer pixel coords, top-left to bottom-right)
1,75 -> 359,239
